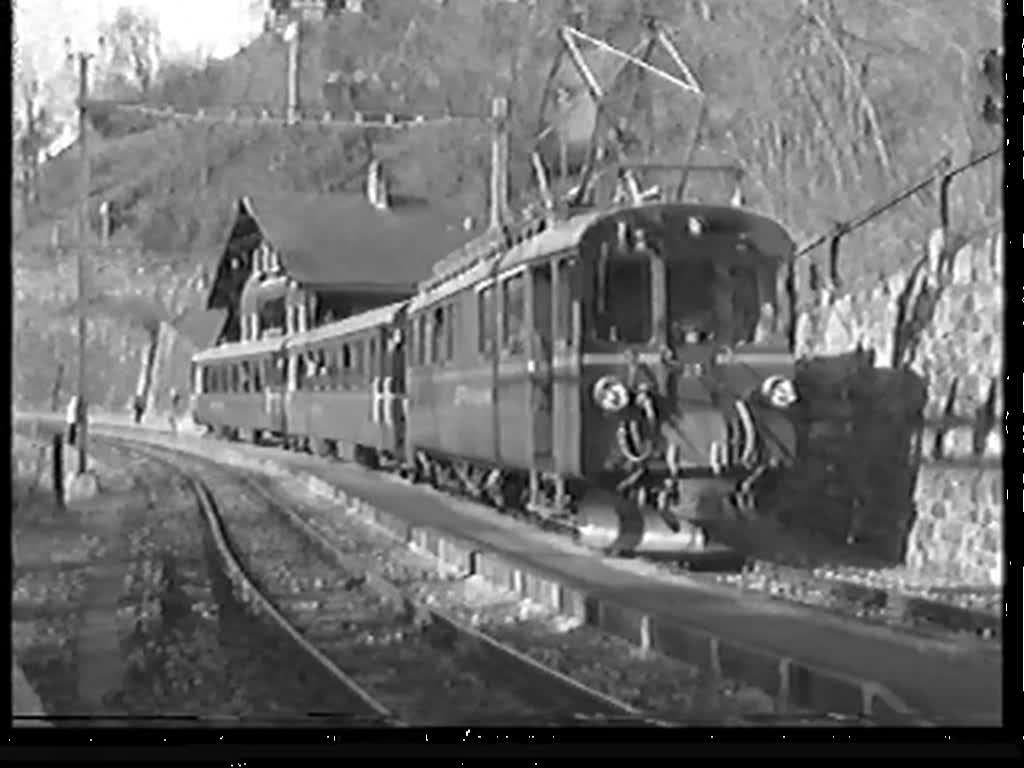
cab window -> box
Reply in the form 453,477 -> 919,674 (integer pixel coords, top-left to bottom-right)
593,255 -> 651,343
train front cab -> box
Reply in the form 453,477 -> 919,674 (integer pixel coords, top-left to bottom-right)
568,204 -> 799,555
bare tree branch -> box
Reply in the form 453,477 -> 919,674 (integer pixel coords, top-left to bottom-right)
804,2 -> 893,178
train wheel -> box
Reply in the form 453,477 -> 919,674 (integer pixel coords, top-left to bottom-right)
353,445 -> 380,470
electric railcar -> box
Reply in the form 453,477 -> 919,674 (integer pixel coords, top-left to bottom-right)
190,201 -> 799,556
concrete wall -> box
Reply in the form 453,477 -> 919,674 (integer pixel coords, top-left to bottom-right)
788,228 -> 1004,585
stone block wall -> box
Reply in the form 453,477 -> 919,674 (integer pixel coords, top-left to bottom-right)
789,229 -> 1004,585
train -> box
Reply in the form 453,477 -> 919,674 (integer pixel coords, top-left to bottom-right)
191,199 -> 800,556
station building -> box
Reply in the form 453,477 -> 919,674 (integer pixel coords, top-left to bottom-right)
205,162 -> 481,345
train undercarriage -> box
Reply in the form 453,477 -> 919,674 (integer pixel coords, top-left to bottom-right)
402,449 -> 770,560
198,422 -> 770,563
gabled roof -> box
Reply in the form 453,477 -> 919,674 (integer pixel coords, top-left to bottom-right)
240,192 -> 483,291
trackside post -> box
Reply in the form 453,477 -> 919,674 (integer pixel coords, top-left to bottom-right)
52,434 -> 65,509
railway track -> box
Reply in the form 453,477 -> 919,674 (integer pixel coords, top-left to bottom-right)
108,436 -> 664,726
13,439 -> 387,725
16,417 -> 997,725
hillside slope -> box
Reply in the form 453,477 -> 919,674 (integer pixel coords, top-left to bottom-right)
13,0 -> 1002,411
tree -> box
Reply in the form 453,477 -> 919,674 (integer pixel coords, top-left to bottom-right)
12,51 -> 60,223
98,6 -> 163,98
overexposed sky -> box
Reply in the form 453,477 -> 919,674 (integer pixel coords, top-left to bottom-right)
15,0 -> 263,77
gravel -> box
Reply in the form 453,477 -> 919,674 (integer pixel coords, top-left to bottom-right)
133,428 -> 1000,633
196,465 -> 602,725
697,517 -> 1001,620
275,469 -> 861,725
36,430 -> 929,724
13,443 -> 392,722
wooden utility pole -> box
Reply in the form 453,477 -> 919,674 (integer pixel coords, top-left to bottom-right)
73,50 -> 93,474
284,21 -> 300,124
489,96 -> 509,230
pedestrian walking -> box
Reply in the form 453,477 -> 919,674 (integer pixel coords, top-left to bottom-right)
168,388 -> 181,435
65,395 -> 79,446
132,393 -> 145,425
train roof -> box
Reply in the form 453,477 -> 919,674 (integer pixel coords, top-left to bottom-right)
285,300 -> 407,350
409,202 -> 795,311
192,336 -> 286,363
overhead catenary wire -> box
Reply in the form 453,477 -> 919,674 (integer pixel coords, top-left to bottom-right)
96,101 -> 486,131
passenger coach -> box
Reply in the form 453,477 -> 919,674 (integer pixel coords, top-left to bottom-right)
191,336 -> 287,441
282,301 -> 408,465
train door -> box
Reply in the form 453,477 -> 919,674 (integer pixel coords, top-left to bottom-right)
552,254 -> 581,475
382,325 -> 406,457
264,352 -> 286,436
527,262 -> 554,469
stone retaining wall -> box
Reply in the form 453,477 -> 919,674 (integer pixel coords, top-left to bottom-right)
789,228 -> 1003,585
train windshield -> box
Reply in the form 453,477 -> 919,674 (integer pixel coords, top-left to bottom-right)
592,255 -> 652,343
666,259 -> 763,347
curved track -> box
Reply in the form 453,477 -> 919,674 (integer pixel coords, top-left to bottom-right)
107,436 -> 664,726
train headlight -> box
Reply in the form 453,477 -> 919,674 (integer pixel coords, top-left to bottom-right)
761,376 -> 798,408
593,376 -> 630,413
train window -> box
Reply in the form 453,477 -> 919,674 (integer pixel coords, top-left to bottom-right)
367,337 -> 378,382
478,284 -> 496,358
431,305 -> 446,365
666,260 -> 716,344
303,354 -> 315,391
501,272 -> 526,355
594,256 -> 651,343
415,315 -> 427,367
554,257 -> 576,347
314,348 -> 327,391
325,348 -> 339,389
351,340 -> 364,380
341,344 -> 351,387
729,265 -> 762,344
253,360 -> 263,393
445,303 -> 456,363
230,364 -> 240,393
